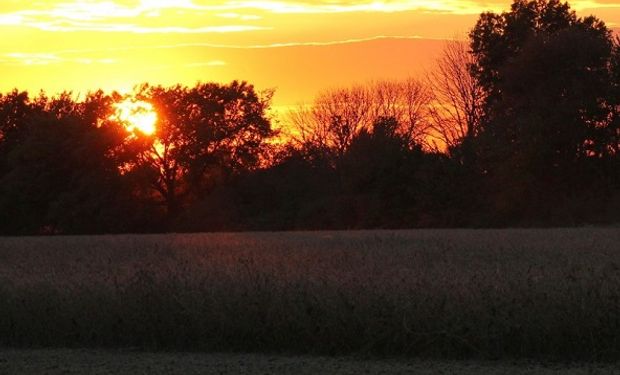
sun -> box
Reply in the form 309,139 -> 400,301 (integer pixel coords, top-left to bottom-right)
113,99 -> 157,136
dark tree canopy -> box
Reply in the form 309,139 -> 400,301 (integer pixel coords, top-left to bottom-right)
470,0 -> 608,97
121,81 -> 274,217
465,0 -> 620,223
0,91 -> 142,234
0,82 -> 275,234
1,0 -> 620,234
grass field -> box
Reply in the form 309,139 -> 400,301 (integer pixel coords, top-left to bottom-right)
1,229 -> 620,360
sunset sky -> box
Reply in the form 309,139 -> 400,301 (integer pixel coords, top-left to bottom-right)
1,1 -> 620,110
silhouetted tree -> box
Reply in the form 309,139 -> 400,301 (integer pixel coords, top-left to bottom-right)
288,80 -> 430,163
124,81 -> 275,217
4,0 -> 620,234
470,0 -> 592,104
0,90 -> 38,164
0,91 -> 148,234
470,0 -> 617,224
428,40 -> 484,160
606,39 -> 620,157
368,79 -> 431,148
289,85 -> 371,161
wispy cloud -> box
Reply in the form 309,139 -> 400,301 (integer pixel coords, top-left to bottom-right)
571,1 -> 620,10
0,1 -> 269,33
32,21 -> 270,33
185,60 -> 227,68
3,36 -> 434,61
0,0 -> 499,33
185,60 -> 227,67
1,0 -> 618,35
0,13 -> 23,25
206,60 -> 227,66
221,1 -> 620,14
217,12 -> 262,20
204,1 -> 487,14
1,52 -> 116,66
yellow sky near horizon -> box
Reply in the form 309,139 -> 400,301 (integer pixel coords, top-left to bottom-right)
1,0 -> 620,109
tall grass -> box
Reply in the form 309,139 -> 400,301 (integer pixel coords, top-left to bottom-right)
1,229 -> 620,359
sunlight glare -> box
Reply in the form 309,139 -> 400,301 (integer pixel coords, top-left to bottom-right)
113,99 -> 157,136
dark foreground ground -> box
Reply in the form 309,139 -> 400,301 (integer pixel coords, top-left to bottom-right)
3,229 -> 620,360
2,349 -> 620,375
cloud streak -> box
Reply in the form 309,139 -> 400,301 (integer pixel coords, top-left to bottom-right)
1,0 -> 620,107
0,1 -> 269,33
32,21 -> 269,34
185,60 -> 228,68
1,1 -> 619,35
1,52 -> 116,66
3,36 -> 435,60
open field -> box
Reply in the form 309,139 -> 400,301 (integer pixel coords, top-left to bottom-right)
2,349 -> 620,375
1,229 -> 620,360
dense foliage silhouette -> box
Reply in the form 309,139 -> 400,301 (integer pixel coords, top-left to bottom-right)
470,0 -> 620,224
1,0 -> 620,234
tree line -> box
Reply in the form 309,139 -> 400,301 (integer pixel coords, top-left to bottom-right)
1,0 -> 620,234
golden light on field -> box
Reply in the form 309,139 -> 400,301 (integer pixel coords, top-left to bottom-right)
113,99 -> 158,136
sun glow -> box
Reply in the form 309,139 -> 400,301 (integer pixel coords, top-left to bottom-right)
113,99 -> 157,136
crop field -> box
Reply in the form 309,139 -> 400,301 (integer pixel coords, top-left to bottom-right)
1,229 -> 620,360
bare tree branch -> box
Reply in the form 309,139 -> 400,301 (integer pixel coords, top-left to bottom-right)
427,40 -> 485,154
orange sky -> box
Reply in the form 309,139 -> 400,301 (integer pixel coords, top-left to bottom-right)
1,1 -> 620,111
